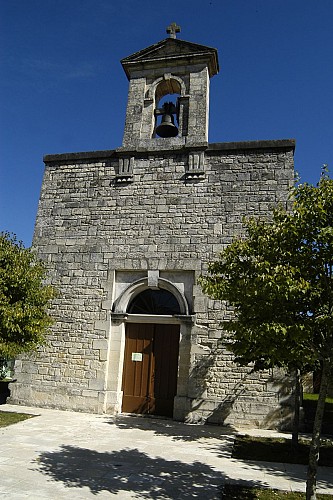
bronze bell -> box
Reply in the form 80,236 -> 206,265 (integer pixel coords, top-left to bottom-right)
155,102 -> 179,138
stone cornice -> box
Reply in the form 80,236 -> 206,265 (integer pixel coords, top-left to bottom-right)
43,139 -> 295,165
207,139 -> 296,153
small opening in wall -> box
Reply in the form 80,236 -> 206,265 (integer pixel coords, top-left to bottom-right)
157,94 -> 178,108
155,79 -> 181,105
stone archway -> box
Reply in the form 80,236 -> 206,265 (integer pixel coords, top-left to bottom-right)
113,276 -> 189,317
106,276 -> 192,417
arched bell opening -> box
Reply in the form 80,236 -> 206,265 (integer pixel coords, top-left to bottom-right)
153,79 -> 181,138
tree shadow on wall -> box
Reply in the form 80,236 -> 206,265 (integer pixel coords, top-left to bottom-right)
186,342 -> 296,432
260,374 -> 295,431
186,345 -> 247,426
35,445 -> 272,499
191,382 -> 246,426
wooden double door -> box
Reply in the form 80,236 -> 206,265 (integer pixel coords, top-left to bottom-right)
121,323 -> 180,417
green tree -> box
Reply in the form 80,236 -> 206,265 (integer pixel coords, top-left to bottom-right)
0,232 -> 55,362
199,170 -> 333,500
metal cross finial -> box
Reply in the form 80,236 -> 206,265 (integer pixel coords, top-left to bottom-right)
166,22 -> 181,39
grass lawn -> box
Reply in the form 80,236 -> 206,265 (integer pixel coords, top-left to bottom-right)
303,393 -> 333,405
222,484 -> 333,499
233,435 -> 333,467
0,410 -> 35,427
230,435 -> 333,498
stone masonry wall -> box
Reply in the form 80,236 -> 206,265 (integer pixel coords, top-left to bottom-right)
11,141 -> 295,428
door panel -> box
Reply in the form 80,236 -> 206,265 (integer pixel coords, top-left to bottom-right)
121,323 -> 180,417
153,324 -> 180,417
121,324 -> 154,414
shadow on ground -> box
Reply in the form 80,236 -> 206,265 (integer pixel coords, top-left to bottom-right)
109,415 -> 235,459
35,445 -> 269,499
110,414 -> 234,443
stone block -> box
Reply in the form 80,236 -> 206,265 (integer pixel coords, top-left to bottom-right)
93,339 -> 108,350
88,377 -> 105,391
99,349 -> 108,361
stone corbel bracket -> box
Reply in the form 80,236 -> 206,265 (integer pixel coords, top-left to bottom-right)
115,156 -> 134,183
174,314 -> 196,325
111,313 -> 128,325
185,151 -> 205,180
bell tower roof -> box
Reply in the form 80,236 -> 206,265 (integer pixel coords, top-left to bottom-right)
120,26 -> 219,150
121,36 -> 219,80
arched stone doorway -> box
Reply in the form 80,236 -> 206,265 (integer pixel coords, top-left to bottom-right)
122,289 -> 181,417
108,275 -> 193,418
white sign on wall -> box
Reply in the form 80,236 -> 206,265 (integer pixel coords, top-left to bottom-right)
131,352 -> 143,362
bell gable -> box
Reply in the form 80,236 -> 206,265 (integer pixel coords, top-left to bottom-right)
121,38 -> 219,80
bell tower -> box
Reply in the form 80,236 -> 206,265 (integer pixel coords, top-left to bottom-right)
120,24 -> 219,151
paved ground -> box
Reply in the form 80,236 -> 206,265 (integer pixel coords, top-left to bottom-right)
0,404 -> 332,499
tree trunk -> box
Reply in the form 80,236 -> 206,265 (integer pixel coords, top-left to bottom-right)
292,368 -> 301,450
306,358 -> 331,500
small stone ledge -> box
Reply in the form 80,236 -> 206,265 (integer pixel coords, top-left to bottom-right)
184,170 -> 205,180
114,174 -> 134,184
44,149 -> 116,164
43,139 -> 295,165
174,314 -> 195,325
207,139 -> 296,153
111,313 -> 128,325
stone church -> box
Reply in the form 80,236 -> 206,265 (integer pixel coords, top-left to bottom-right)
12,24 -> 295,428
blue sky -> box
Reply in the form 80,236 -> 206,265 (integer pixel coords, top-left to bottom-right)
1,0 -> 332,247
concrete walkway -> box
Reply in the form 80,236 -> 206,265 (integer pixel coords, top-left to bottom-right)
0,404 -> 332,499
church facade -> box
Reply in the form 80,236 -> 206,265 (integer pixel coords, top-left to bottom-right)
12,26 -> 295,428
